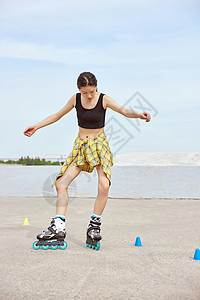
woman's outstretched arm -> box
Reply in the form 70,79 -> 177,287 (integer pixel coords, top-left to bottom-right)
23,94 -> 76,137
104,95 -> 151,122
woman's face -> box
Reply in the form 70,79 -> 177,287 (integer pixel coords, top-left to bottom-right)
79,85 -> 97,101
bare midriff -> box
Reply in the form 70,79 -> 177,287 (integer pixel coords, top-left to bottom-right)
78,126 -> 104,141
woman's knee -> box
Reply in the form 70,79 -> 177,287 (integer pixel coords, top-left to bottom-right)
55,177 -> 69,191
98,179 -> 110,195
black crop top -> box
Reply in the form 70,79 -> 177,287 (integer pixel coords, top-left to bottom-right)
75,93 -> 106,129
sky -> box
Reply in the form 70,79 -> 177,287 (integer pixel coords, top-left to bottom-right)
0,0 -> 200,160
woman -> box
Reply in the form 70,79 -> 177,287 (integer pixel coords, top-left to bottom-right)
23,71 -> 151,250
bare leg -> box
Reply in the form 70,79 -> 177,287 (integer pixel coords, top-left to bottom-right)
93,165 -> 110,215
55,160 -> 82,216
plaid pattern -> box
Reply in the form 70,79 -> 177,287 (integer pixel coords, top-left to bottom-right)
51,132 -> 113,188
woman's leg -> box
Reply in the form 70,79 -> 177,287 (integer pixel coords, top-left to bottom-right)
93,165 -> 110,215
55,159 -> 82,216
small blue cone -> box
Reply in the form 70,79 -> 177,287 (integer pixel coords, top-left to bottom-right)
193,248 -> 200,260
134,236 -> 142,247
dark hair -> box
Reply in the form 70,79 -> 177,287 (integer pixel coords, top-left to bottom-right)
77,72 -> 98,90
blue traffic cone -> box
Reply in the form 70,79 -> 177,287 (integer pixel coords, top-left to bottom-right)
134,236 -> 142,246
193,248 -> 200,260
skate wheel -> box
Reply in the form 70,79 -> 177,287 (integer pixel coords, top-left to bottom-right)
89,244 -> 92,248
33,241 -> 40,250
42,244 -> 49,250
59,241 -> 67,250
92,245 -> 95,249
50,244 -> 58,250
86,243 -> 89,247
95,242 -> 100,251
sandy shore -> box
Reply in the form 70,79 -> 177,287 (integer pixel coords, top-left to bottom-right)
114,152 -> 200,166
0,196 -> 200,299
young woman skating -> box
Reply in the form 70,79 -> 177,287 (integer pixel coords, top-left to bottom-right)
23,72 -> 151,250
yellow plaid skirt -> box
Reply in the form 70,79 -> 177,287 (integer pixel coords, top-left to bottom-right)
51,132 -> 113,188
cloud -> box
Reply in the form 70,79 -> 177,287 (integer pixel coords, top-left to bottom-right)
1,0 -> 199,36
0,32 -> 199,67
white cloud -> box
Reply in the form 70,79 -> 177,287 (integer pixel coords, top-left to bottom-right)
1,0 -> 198,34
0,33 -> 199,66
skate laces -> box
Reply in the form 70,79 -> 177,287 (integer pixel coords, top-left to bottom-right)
87,216 -> 101,233
48,218 -> 66,233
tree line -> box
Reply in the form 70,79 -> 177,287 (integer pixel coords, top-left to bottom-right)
0,156 -> 60,165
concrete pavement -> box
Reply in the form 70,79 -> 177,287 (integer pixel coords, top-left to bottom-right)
0,196 -> 200,300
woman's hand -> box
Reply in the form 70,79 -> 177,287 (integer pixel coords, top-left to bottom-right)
23,125 -> 38,137
139,112 -> 151,122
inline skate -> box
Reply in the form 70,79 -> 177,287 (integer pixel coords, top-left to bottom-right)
33,217 -> 67,250
86,215 -> 102,251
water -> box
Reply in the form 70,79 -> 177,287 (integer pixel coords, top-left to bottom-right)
0,164 -> 199,198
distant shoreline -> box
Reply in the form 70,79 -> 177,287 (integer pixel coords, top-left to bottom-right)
0,157 -> 61,166
0,152 -> 199,166
0,163 -> 60,166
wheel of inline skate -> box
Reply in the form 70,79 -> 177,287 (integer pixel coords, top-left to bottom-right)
50,244 -> 58,250
42,243 -> 49,250
59,241 -> 67,250
95,242 -> 100,251
33,241 -> 40,250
